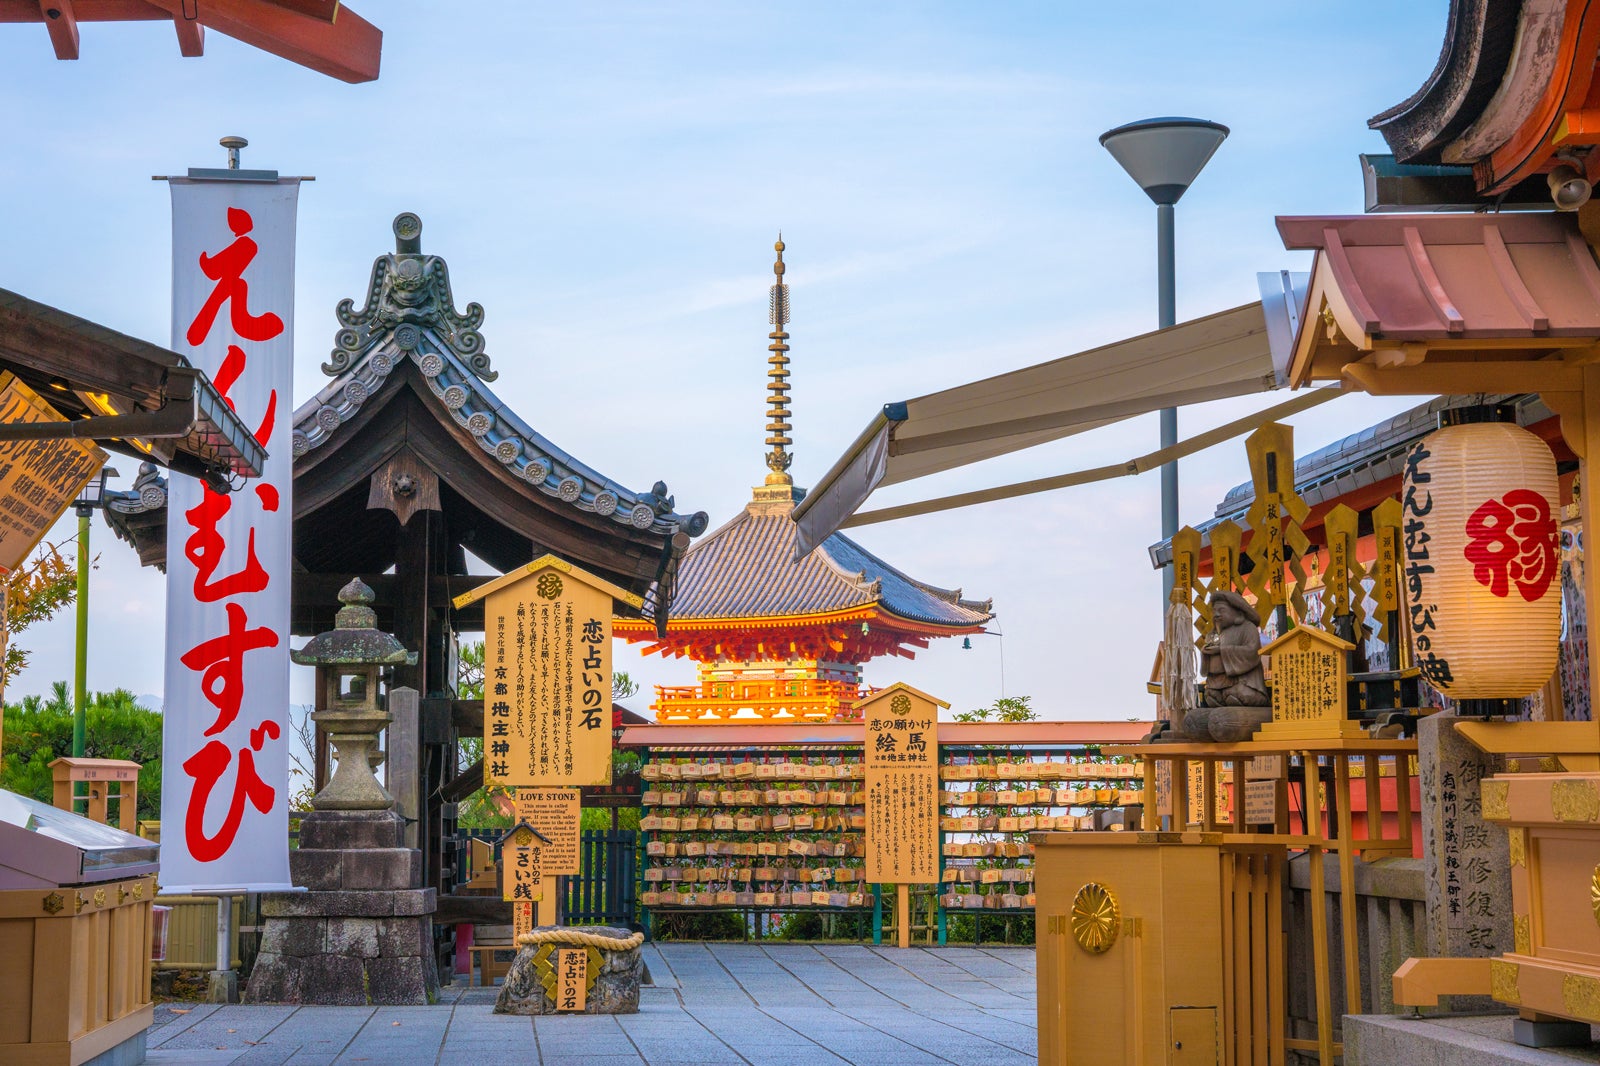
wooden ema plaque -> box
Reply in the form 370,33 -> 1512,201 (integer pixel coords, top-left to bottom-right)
501,823 -> 549,903
1257,626 -> 1363,741
453,555 -> 644,787
859,683 -> 946,885
514,787 -> 583,875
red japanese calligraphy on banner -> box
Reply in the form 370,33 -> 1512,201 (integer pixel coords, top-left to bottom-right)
160,175 -> 301,891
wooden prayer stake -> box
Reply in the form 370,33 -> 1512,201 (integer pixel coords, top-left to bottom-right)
897,884 -> 910,949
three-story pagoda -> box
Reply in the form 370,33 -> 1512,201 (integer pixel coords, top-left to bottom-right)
615,240 -> 992,722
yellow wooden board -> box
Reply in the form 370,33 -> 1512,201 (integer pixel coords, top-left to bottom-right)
513,900 -> 533,939
0,373 -> 106,575
556,949 -> 587,1012
503,827 -> 544,903
513,788 -> 583,875
472,558 -> 618,787
860,683 -> 945,885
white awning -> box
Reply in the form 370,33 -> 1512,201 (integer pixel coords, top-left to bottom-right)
794,275 -> 1311,554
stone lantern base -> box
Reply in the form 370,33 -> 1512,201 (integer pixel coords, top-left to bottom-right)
245,811 -> 438,1005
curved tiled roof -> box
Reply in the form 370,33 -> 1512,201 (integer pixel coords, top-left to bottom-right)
659,488 -> 992,629
294,212 -> 707,540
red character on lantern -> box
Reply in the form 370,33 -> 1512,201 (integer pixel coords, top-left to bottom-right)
1463,489 -> 1558,602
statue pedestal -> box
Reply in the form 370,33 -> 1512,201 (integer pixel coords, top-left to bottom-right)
245,811 -> 438,1005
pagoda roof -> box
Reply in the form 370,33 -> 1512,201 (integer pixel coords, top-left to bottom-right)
633,484 -> 992,631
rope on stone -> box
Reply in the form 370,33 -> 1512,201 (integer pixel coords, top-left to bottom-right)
514,928 -> 644,951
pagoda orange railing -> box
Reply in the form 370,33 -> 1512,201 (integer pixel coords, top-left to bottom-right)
651,678 -> 878,724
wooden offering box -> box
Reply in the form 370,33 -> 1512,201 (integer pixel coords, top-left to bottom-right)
0,875 -> 157,1066
0,788 -> 160,1066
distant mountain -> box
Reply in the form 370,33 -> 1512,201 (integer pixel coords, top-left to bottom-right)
136,694 -> 162,713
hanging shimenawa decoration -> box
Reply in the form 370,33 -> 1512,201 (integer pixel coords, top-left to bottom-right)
1401,412 -> 1562,699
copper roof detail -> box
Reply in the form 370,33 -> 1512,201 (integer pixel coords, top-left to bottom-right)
291,214 -> 707,540
1277,212 -> 1600,385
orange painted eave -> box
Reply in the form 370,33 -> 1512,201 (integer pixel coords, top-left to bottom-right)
614,605 -> 987,641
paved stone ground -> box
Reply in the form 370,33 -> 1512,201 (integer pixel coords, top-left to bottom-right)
144,943 -> 1038,1066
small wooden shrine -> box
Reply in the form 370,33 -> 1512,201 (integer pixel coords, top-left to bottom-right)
614,241 -> 992,722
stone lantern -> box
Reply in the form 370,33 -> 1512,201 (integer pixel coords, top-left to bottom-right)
291,577 -> 416,811
245,578 -> 439,1006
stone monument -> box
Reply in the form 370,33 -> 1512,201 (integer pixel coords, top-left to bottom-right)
245,578 -> 439,1005
496,925 -> 644,1015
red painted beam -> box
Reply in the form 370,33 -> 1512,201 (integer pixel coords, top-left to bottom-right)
38,0 -> 78,58
0,1 -> 166,21
186,0 -> 380,83
171,1 -> 201,56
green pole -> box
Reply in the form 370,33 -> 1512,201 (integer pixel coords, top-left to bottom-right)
71,506 -> 89,758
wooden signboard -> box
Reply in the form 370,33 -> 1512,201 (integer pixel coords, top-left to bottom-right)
501,823 -> 548,903
860,683 -> 946,885
454,555 -> 644,787
514,787 -> 583,875
513,900 -> 534,938
556,949 -> 587,1012
1257,626 -> 1363,740
0,373 -> 105,575
1243,779 -> 1279,825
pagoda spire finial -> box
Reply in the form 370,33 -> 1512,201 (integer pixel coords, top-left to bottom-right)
765,235 -> 793,486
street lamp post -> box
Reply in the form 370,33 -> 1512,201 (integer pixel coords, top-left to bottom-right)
71,466 -> 118,759
1100,117 -> 1229,604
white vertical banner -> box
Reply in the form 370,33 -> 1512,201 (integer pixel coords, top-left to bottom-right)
161,176 -> 300,892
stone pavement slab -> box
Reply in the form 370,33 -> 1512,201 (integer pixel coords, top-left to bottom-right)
143,943 -> 1038,1065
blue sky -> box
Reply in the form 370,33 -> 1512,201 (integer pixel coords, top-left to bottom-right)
1,2 -> 1449,718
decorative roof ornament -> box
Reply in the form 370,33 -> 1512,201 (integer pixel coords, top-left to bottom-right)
324,212 -> 495,382
765,236 -> 793,485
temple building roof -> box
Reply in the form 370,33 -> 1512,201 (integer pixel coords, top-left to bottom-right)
105,212 -> 707,631
617,239 -> 991,663
663,487 -> 993,629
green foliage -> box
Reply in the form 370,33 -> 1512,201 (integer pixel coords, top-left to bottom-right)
953,695 -> 1037,723
1,685 -> 162,821
2,541 -> 80,692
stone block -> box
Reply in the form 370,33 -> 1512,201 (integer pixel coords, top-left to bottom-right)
301,954 -> 369,1007
366,955 -> 439,1005
260,888 -> 434,918
379,916 -> 432,958
495,925 -> 641,1016
340,848 -> 420,891
259,916 -> 326,957
1512,1017 -> 1592,1048
297,809 -> 404,850
325,917 -> 381,958
243,952 -> 303,1004
289,849 -> 343,890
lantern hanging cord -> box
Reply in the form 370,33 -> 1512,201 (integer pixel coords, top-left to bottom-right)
514,928 -> 644,951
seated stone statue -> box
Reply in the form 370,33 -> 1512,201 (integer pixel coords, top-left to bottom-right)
1202,590 -> 1269,707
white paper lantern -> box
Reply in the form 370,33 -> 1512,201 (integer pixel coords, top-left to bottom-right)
1402,420 -> 1561,699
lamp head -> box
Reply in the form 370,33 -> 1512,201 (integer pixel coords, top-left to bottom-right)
1100,117 -> 1230,205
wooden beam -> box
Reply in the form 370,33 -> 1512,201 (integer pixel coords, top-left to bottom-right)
0,1 -> 165,22
1341,360 -> 1584,396
142,0 -> 378,82
1392,957 -> 1491,1007
170,2 -> 201,56
38,0 -> 79,59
